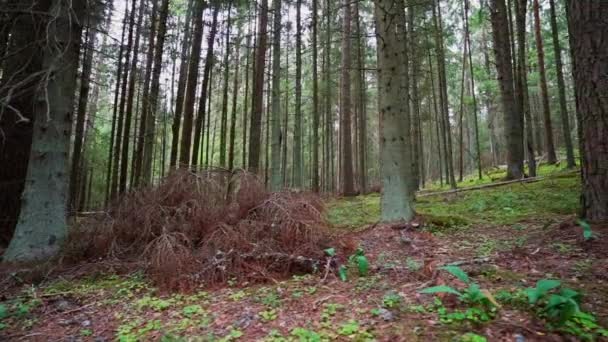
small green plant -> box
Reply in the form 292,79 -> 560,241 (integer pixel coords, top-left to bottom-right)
136,296 -> 172,311
259,309 -> 278,322
406,257 -> 422,272
229,290 -> 247,302
381,292 -> 402,308
291,327 -> 322,341
420,266 -> 495,306
182,304 -> 203,317
260,291 -> 282,308
577,220 -> 595,241
80,328 -> 93,337
459,332 -> 487,342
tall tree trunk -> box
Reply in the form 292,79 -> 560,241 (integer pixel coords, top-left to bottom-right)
228,30 -> 242,171
192,3 -> 220,169
464,0 -> 482,180
69,18 -> 96,211
490,0 -> 524,179
179,0 -> 205,167
515,0 -> 536,177
409,6 -> 421,190
311,0 -> 320,192
433,0 -> 457,188
105,1 -> 129,205
293,0 -> 303,188
549,0 -> 575,168
4,0 -> 83,261
133,0 -> 159,187
248,0 -> 269,173
533,0 -> 557,164
269,0 -> 282,191
142,0 -> 170,184
374,0 -> 414,222
119,0 -> 146,194
354,1 -> 367,193
242,22 -> 252,168
340,0 -> 355,196
169,0 -> 193,168
219,6 -> 233,168
0,0 -> 50,245
566,0 -> 608,221
111,0 -> 138,198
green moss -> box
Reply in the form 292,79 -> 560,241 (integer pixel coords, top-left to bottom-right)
328,172 -> 580,229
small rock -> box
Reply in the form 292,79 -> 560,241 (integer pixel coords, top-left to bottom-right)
514,333 -> 526,342
234,312 -> 255,329
81,320 -> 91,327
377,308 -> 394,322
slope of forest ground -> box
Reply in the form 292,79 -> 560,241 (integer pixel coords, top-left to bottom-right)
1,167 -> 607,342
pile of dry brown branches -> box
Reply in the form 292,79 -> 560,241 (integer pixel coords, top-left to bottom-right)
63,169 -> 347,289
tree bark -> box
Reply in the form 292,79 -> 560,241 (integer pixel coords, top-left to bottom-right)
248,0 -> 269,173
549,0 -> 575,168
4,0 -> 83,261
566,0 -> 608,221
340,0 -> 355,196
533,0 -> 557,164
311,0 -> 320,192
270,0 -> 282,191
373,0 -> 414,222
490,0 -> 524,179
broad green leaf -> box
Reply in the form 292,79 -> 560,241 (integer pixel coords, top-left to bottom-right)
419,285 -> 462,297
355,255 -> 369,276
0,304 -> 7,320
578,220 -> 593,240
440,265 -> 470,284
559,288 -> 581,303
338,266 -> 347,282
324,248 -> 336,257
536,279 -> 561,294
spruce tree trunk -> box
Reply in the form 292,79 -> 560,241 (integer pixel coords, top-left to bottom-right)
142,0 -> 170,184
0,0 -> 50,244
4,0 -> 83,261
228,30 -> 242,171
354,1 -> 367,194
192,3 -> 220,168
490,0 -> 524,179
69,19 -> 96,211
311,0 -> 320,192
549,0 -> 575,168
219,6 -> 233,168
515,0 -> 537,177
169,0 -> 193,168
533,0 -> 557,164
373,0 -> 414,222
340,0 -> 356,196
269,0 -> 282,191
248,0 -> 269,173
293,0 -> 303,188
179,0 -> 205,167
409,6 -> 421,190
566,0 -> 608,221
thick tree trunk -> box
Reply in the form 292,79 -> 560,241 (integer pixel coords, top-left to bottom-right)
0,0 -> 49,245
248,0 -> 269,173
4,0 -> 83,261
549,0 -> 575,169
533,0 -> 557,164
566,0 -> 608,221
490,0 -> 524,179
374,0 -> 414,222
293,0 -> 303,188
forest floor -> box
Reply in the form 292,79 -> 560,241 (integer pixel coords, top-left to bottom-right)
1,166 -> 607,341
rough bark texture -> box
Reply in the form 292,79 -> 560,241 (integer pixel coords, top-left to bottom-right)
311,0 -> 320,192
566,0 -> 608,221
219,6 -> 232,168
293,0 -> 303,188
373,0 -> 414,222
4,0 -> 83,261
490,0 -> 524,179
0,0 -> 49,245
